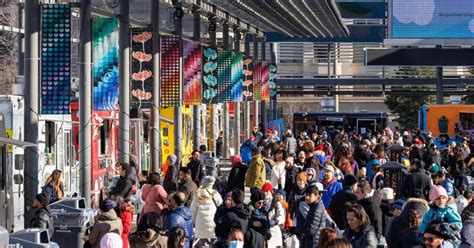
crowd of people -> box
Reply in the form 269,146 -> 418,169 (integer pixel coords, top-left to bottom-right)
30,125 -> 474,248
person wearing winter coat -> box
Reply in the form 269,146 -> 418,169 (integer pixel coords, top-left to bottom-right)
289,172 -> 308,219
398,210 -> 423,248
100,232 -> 123,248
285,130 -> 298,156
245,149 -> 266,190
118,199 -> 135,248
343,203 -> 378,248
130,212 -> 168,248
41,170 -> 65,204
30,192 -> 54,238
435,171 -> 455,197
354,140 -> 371,168
165,192 -> 194,248
190,176 -> 223,241
109,163 -> 134,200
215,189 -> 250,241
163,154 -> 179,193
247,189 -> 271,245
422,221 -> 459,248
186,150 -> 206,186
226,155 -> 248,192
356,180 -> 383,240
271,150 -> 286,190
455,190 -> 472,214
419,185 -> 462,234
402,160 -> 432,200
177,167 -> 198,207
321,165 -> 343,208
261,183 -> 285,247
300,183 -> 330,248
329,175 -> 358,229
284,156 -> 301,197
88,199 -> 123,248
460,201 -> 474,248
139,172 -> 168,223
386,198 -> 430,248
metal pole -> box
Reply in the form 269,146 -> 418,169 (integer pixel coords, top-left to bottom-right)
174,4 -> 184,165
192,1 -> 201,151
233,27 -> 241,154
79,0 -> 92,207
243,32 -> 251,138
208,18 -> 217,155
334,43 -> 339,112
436,45 -> 444,104
119,0 -> 130,163
18,3 -> 24,76
253,35 -> 259,129
24,0 -> 39,227
270,43 -> 276,121
222,22 -> 230,158
151,0 -> 161,173
260,38 -> 266,129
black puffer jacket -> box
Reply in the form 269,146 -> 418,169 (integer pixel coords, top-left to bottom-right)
359,192 -> 383,240
302,200 -> 327,248
386,198 -> 429,248
110,175 -> 134,200
343,225 -> 378,248
226,163 -> 248,192
186,159 -> 205,186
215,204 -> 250,239
329,186 -> 358,229
30,206 -> 54,238
399,227 -> 422,248
401,170 -> 432,200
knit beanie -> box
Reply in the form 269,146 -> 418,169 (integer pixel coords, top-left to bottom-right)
262,183 -> 273,193
35,192 -> 50,206
100,232 -> 123,248
231,154 -> 242,165
100,199 -> 116,212
285,157 -> 294,165
201,176 -> 216,188
429,185 -> 448,203
251,190 -> 265,203
296,172 -> 308,182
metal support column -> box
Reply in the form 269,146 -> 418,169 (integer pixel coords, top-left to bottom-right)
222,22 -> 230,157
260,38 -> 266,128
119,0 -> 130,163
333,43 -> 339,112
436,45 -> 444,104
233,27 -> 241,154
151,0 -> 161,172
243,32 -> 251,138
270,43 -> 276,121
192,1 -> 201,151
18,4 -> 24,76
79,0 -> 92,206
24,0 -> 40,226
174,4 -> 184,165
208,18 -> 217,154
253,35 -> 259,129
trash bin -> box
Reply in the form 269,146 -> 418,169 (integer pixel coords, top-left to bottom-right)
10,228 -> 59,248
49,198 -> 94,248
0,226 -> 8,247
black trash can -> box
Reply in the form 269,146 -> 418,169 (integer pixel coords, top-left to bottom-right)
10,228 -> 59,247
50,198 -> 94,248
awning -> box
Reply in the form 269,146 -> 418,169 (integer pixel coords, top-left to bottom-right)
0,137 -> 37,148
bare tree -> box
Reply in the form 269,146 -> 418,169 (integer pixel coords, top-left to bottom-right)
0,3 -> 19,95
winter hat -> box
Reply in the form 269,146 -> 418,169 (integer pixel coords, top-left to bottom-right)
262,183 -> 273,193
201,176 -> 216,188
276,189 -> 286,198
305,168 -> 316,178
225,191 -> 233,199
251,190 -> 265,203
315,154 -> 327,167
100,199 -> 116,212
380,188 -> 395,201
266,129 -> 273,135
296,172 -> 308,182
424,221 -> 457,240
428,164 -> 440,174
231,154 -> 242,165
167,154 -> 178,165
285,157 -> 294,165
35,192 -> 50,206
315,145 -> 324,151
391,199 -> 406,210
429,185 -> 448,202
100,232 -> 123,248
323,165 -> 335,173
343,175 -> 358,187
416,140 -> 423,145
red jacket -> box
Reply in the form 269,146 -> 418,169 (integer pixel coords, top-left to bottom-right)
121,202 -> 135,248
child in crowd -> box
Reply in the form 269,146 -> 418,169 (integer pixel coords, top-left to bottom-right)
419,185 -> 462,233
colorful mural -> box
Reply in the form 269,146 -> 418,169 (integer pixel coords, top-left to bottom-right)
231,52 -> 244,102
183,40 -> 202,105
161,35 -> 181,107
131,28 -> 153,108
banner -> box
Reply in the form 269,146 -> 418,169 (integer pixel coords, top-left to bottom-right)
243,56 -> 253,102
131,28 -> 153,108
93,17 -> 119,111
183,40 -> 202,105
41,4 -> 71,114
161,35 -> 181,107
231,52 -> 244,102
253,60 -> 262,101
216,50 -> 232,103
269,63 -> 277,102
202,46 -> 218,104
261,61 -> 270,101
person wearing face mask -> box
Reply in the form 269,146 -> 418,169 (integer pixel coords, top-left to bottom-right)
248,189 -> 271,243
261,183 -> 285,248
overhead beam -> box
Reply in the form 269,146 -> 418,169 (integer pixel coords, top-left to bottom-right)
365,48 -> 474,66
277,78 -> 474,86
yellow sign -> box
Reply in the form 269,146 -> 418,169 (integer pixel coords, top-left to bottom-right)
6,129 -> 12,153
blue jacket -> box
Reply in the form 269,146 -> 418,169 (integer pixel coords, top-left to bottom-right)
442,178 -> 455,197
41,183 -> 63,204
419,205 -> 462,233
322,179 -> 343,208
240,140 -> 257,165
165,205 -> 194,247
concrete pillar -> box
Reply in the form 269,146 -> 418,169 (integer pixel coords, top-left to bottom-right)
222,22 -> 230,158
151,0 -> 161,172
173,4 -> 184,165
233,27 -> 241,154
119,0 -> 130,163
192,1 -> 201,151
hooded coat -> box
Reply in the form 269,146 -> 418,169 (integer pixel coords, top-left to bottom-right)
401,170 -> 432,200
322,178 -> 343,208
329,186 -> 358,229
343,224 -> 378,248
215,204 -> 250,240
190,187 -> 223,239
418,205 -> 462,233
386,198 -> 430,248
165,205 -> 194,248
226,163 -> 248,192
30,206 -> 54,238
245,154 -> 266,189
89,210 -> 123,248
